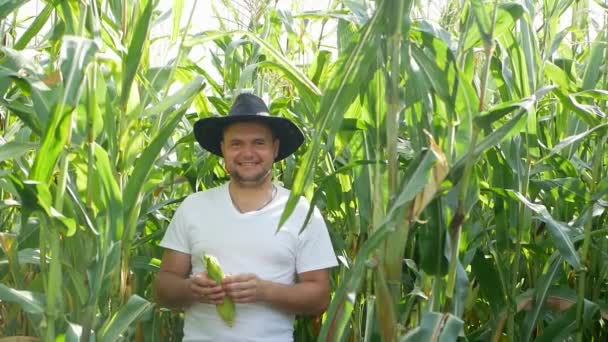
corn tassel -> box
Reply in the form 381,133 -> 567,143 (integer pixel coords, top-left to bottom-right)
202,254 -> 236,327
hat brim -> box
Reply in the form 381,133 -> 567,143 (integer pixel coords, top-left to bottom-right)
193,115 -> 304,161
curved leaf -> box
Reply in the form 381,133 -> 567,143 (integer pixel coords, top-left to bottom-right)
0,142 -> 37,163
510,191 -> 582,270
0,283 -> 45,314
98,295 -> 153,342
123,105 -> 189,242
464,2 -> 526,51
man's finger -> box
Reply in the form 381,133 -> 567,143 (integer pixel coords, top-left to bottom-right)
231,293 -> 255,303
192,273 -> 217,286
207,290 -> 226,300
228,286 -> 254,298
224,273 -> 255,283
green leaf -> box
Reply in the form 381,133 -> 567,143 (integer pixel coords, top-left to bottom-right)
510,191 -> 582,270
400,312 -> 464,341
98,295 -> 153,342
410,45 -> 452,108
544,62 -> 577,92
0,142 -> 37,163
581,31 -> 607,90
30,104 -> 73,183
280,2 -> 384,230
470,0 -> 492,46
522,256 -> 563,342
0,0 -> 28,20
308,50 -> 332,86
471,250 -> 506,313
171,0 -> 184,43
411,20 -> 455,50
0,98 -> 43,136
120,0 -> 154,109
535,296 -> 599,342
474,95 -> 536,130
389,149 -> 439,217
60,36 -> 99,107
454,108 -> 526,172
241,31 -> 322,98
183,30 -> 234,47
319,222 -> 393,341
94,144 -> 124,240
545,123 -> 608,158
554,90 -> 603,126
123,105 -> 188,242
65,321 -> 95,342
143,76 -> 205,117
256,60 -> 321,102
464,2 -> 526,51
14,1 -> 54,50
544,26 -> 574,63
0,282 -> 45,314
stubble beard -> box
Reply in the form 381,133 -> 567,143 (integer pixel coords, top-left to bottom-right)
229,166 -> 272,188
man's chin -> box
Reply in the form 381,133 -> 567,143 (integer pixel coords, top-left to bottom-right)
230,173 -> 269,186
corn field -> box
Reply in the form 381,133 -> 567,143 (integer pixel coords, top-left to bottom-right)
0,0 -> 607,341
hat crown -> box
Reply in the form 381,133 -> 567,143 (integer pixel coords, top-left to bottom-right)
229,93 -> 270,117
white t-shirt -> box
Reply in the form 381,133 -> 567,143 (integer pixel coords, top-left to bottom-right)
159,182 -> 338,341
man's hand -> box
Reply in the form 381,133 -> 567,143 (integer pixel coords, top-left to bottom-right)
190,272 -> 226,305
222,269 -> 331,315
222,273 -> 266,303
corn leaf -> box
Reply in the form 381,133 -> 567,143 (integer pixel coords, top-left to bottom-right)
120,0 -> 154,109
400,312 -> 464,341
0,0 -> 28,20
0,283 -> 45,315
98,295 -> 153,342
123,105 -> 189,242
279,1 -> 383,230
464,3 -> 525,51
510,191 -> 582,270
0,142 -> 37,163
60,36 -> 99,107
14,0 -> 54,50
522,256 -> 563,342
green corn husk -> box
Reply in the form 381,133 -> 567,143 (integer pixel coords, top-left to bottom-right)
202,254 -> 236,327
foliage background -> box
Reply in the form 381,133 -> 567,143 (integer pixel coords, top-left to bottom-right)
0,0 -> 607,341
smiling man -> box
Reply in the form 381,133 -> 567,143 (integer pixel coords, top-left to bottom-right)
154,93 -> 338,341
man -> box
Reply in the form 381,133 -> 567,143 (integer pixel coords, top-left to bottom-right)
155,93 -> 338,341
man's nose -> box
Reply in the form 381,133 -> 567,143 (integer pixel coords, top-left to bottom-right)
240,144 -> 255,157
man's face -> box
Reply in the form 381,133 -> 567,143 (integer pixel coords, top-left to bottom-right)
220,121 -> 279,187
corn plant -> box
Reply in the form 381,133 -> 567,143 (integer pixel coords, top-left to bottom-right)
1,0 -> 607,341
0,0 -> 206,339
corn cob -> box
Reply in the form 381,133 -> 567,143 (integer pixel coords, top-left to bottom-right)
202,254 -> 236,327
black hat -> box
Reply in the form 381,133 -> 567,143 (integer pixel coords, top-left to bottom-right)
193,93 -> 304,161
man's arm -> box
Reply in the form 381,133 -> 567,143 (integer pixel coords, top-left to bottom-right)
155,249 -> 225,308
222,269 -> 331,316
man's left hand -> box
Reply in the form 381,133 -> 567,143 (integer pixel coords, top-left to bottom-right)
222,273 -> 266,303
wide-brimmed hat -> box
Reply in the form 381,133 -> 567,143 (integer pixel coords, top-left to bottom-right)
193,93 -> 304,161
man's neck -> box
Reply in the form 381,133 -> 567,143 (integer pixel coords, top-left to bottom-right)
228,179 -> 275,213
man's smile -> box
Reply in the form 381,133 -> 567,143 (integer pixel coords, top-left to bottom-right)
237,161 -> 260,166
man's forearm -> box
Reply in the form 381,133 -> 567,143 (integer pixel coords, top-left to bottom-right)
155,271 -> 195,308
260,280 -> 330,316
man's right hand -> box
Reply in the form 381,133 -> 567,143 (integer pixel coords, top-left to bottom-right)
190,272 -> 226,305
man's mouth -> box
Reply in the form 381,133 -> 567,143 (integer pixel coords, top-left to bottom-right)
238,161 -> 258,166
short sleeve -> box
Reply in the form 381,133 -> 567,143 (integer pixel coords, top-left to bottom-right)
159,202 -> 191,254
296,207 -> 338,274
